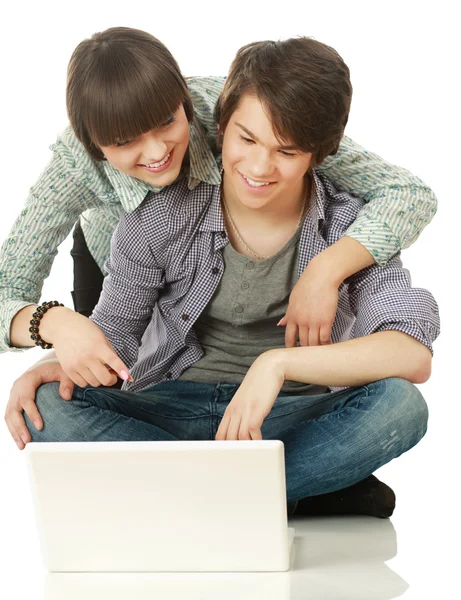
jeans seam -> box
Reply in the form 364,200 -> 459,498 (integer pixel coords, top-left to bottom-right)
265,386 -> 370,421
80,387 -> 211,422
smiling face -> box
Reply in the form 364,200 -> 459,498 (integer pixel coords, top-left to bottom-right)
221,94 -> 313,214
99,104 -> 190,186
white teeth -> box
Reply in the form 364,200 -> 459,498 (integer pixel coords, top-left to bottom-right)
243,175 -> 270,187
145,152 -> 171,168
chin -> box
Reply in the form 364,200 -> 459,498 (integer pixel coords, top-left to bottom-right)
240,194 -> 271,210
142,166 -> 180,186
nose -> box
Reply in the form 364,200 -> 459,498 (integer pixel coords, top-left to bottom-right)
247,146 -> 273,179
140,131 -> 168,163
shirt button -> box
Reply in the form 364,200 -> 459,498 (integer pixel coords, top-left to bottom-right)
235,305 -> 244,314
182,313 -> 189,321
241,281 -> 249,290
246,261 -> 255,270
221,231 -> 227,238
212,267 -> 219,275
166,372 -> 172,379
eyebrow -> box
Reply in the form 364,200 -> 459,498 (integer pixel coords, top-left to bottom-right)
235,123 -> 298,151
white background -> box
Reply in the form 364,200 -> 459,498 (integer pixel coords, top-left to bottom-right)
0,1 -> 458,598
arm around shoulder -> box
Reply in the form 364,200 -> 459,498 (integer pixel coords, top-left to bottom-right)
318,135 -> 437,265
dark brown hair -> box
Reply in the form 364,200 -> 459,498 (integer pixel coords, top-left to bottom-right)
215,38 -> 352,166
66,27 -> 193,161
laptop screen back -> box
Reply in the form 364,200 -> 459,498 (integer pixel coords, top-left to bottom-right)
26,440 -> 291,572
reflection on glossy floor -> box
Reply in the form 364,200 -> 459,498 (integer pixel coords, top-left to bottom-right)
43,517 -> 407,600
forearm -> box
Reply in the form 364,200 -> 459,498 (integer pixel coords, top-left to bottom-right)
267,331 -> 432,387
10,305 -> 74,348
0,140 -> 103,352
303,236 -> 375,287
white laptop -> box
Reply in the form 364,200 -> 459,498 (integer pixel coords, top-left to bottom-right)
26,440 -> 295,572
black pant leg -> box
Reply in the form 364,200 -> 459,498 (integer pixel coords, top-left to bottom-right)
70,221 -> 104,317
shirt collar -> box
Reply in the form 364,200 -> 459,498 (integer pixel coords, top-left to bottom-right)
200,181 -> 225,233
307,169 -> 326,227
103,116 -> 221,213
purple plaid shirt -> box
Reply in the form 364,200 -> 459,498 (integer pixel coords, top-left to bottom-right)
91,171 -> 440,393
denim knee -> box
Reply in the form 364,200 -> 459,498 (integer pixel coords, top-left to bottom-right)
378,377 -> 429,447
25,381 -> 83,442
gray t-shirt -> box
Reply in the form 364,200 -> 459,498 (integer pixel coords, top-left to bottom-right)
180,229 -> 328,395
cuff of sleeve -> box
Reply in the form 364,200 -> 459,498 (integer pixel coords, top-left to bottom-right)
0,300 -> 37,353
344,219 -> 401,266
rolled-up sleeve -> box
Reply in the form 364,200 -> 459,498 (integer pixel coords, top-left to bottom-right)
90,210 -> 164,369
0,149 -> 99,353
345,255 -> 440,354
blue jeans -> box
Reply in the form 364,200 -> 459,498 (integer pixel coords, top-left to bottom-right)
26,378 -> 428,502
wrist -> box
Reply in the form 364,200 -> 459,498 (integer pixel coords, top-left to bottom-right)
302,251 -> 344,288
258,349 -> 288,384
304,236 -> 375,288
265,347 -> 317,384
38,305 -> 73,344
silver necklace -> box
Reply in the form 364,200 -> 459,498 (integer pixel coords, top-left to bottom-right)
222,192 -> 307,260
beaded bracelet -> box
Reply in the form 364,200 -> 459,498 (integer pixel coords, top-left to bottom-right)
29,301 -> 64,349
